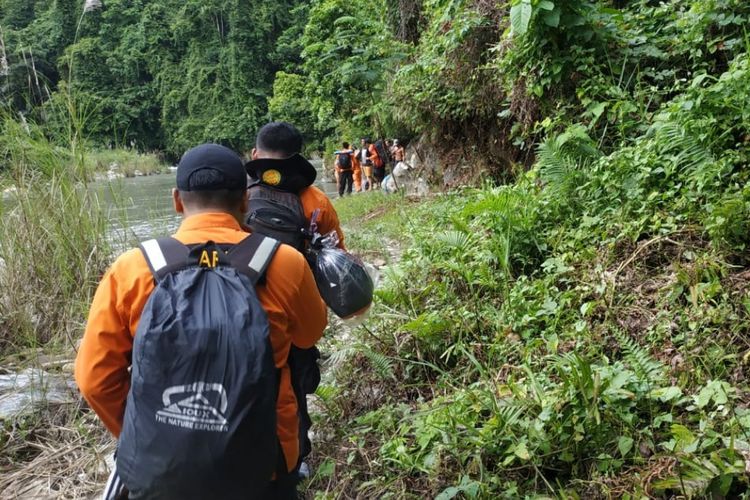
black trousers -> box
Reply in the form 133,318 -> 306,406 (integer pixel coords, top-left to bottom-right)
287,345 -> 321,464
373,166 -> 385,183
338,170 -> 353,196
259,469 -> 298,499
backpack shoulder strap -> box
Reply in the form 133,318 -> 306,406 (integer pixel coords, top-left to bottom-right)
139,237 -> 190,282
227,233 -> 281,286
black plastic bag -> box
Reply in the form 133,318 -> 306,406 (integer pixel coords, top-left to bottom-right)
308,232 -> 373,318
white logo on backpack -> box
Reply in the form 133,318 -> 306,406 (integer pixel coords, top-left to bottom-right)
155,382 -> 229,432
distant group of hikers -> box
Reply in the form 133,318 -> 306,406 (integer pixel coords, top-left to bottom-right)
333,137 -> 407,196
74,122 -> 374,499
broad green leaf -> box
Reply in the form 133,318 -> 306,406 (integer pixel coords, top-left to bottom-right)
436,486 -> 460,500
589,101 -> 608,121
695,384 -> 713,408
654,413 -> 673,427
510,1 -> 533,36
618,436 -> 634,457
712,381 -> 730,405
671,424 -> 694,442
670,424 -> 698,453
316,458 -> 335,478
709,474 -> 734,496
695,380 -> 732,408
542,7 -> 561,28
538,1 -> 554,10
515,441 -> 531,460
650,386 -> 682,402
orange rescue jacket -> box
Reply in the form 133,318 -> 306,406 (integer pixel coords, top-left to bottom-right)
298,185 -> 346,249
75,212 -> 327,473
368,144 -> 383,168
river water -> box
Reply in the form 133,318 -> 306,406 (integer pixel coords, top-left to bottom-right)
100,159 -> 336,245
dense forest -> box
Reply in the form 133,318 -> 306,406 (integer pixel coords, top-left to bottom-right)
1,0 -> 411,156
4,0 -> 750,168
2,0 -> 311,154
3,0 -> 750,497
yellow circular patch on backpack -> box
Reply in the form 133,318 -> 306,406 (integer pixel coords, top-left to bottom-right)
262,169 -> 282,186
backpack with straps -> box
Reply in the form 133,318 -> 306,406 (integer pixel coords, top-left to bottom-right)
116,234 -> 282,499
374,140 -> 389,166
368,144 -> 383,168
337,152 -> 352,171
246,183 -> 308,251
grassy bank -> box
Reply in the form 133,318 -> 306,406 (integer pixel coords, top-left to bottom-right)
0,118 -> 166,355
0,115 -> 117,496
308,56 -> 750,499
0,120 -> 116,355
332,192 -> 415,261
84,149 -> 166,178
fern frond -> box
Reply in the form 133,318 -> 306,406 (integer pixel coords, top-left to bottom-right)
655,122 -> 713,175
325,344 -> 358,370
496,403 -> 525,429
360,346 -> 395,380
315,384 -> 338,403
538,125 -> 601,194
613,329 -> 664,383
435,230 -> 475,252
325,342 -> 395,380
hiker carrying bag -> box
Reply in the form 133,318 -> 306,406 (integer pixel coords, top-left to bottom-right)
116,234 -> 282,500
337,152 -> 352,171
246,183 -> 308,251
374,140 -> 390,166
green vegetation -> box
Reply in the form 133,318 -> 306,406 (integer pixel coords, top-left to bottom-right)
320,122 -> 750,496
0,113 -> 113,355
2,0 -> 311,156
332,192 -> 410,259
83,149 -> 165,177
2,0 -> 750,497
303,2 -> 750,496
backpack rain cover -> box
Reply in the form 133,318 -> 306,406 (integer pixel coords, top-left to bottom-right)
116,235 -> 280,499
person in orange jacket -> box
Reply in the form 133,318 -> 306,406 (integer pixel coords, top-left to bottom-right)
248,122 -> 345,249
352,148 -> 362,192
368,139 -> 385,189
246,121 -> 345,479
75,144 -> 327,498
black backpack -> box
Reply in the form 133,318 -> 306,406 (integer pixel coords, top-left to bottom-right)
337,152 -> 352,171
374,140 -> 390,165
246,183 -> 308,251
117,234 -> 281,499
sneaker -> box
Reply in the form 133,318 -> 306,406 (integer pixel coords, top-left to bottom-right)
297,461 -> 310,480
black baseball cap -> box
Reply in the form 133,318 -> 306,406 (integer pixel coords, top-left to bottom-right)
176,144 -> 247,191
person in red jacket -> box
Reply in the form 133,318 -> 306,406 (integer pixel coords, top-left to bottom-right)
368,139 -> 384,188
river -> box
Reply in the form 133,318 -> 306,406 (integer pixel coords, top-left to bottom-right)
100,159 -> 336,246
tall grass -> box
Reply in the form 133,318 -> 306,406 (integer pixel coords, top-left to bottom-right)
0,113 -> 113,354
